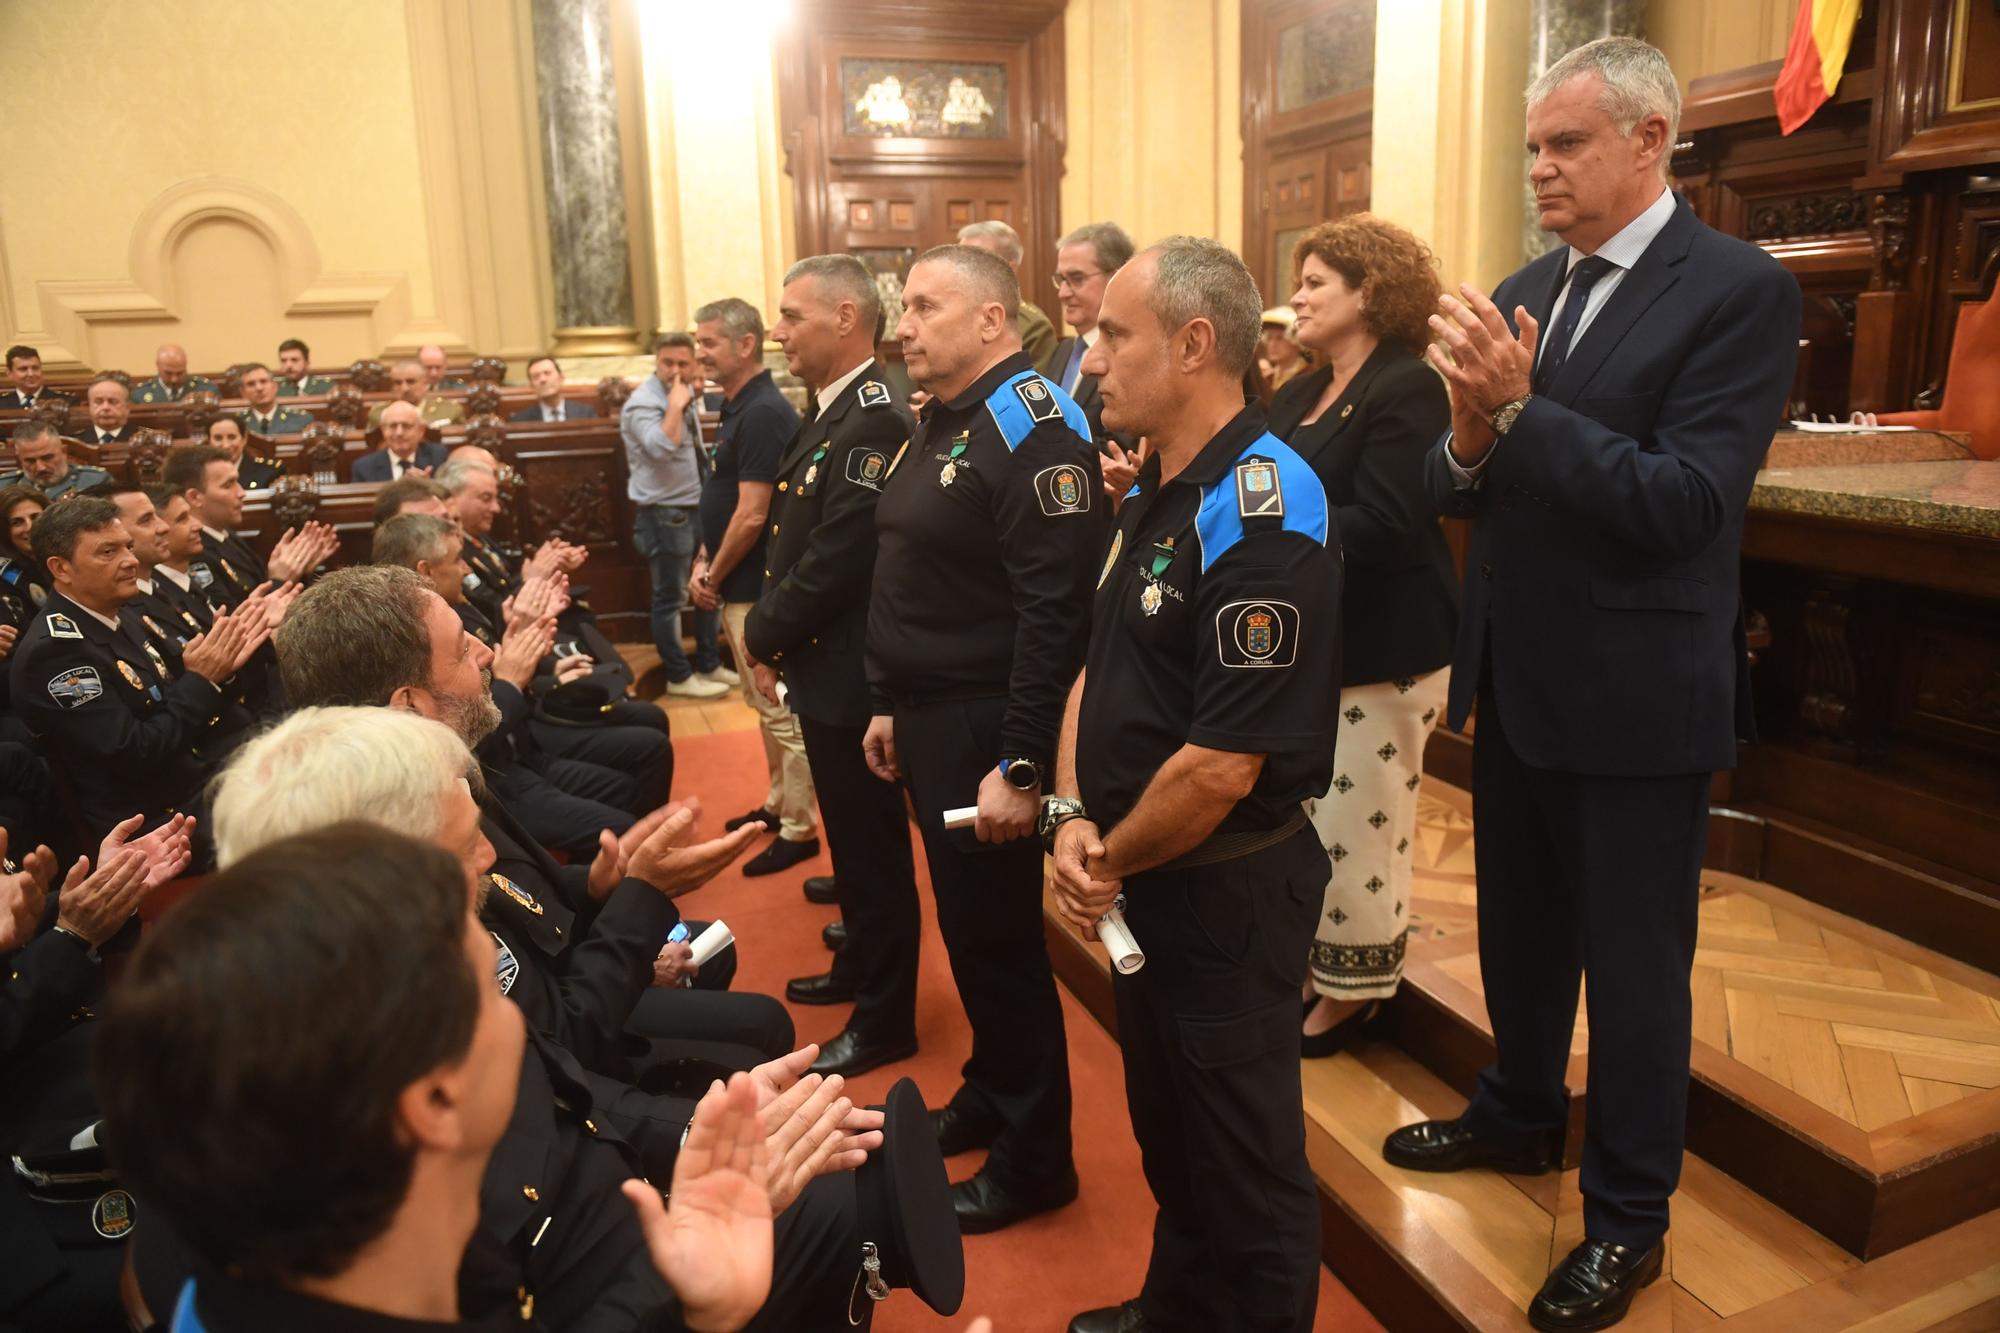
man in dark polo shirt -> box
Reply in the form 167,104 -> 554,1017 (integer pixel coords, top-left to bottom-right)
689,297 -> 818,879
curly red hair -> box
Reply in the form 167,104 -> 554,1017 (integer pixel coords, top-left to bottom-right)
1291,214 -> 1442,355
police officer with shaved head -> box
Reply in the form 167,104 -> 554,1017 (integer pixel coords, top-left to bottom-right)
863,242 -> 1100,1233
1050,237 -> 1342,1333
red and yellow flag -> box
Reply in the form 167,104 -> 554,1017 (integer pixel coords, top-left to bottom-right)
1775,0 -> 1863,135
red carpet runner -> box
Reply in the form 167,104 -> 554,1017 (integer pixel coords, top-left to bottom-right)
669,728 -> 1383,1331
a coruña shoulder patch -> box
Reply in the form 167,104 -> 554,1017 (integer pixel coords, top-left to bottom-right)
1034,463 -> 1092,516
1234,457 -> 1284,519
1014,377 -> 1064,423
846,448 -> 890,491
1214,599 -> 1300,669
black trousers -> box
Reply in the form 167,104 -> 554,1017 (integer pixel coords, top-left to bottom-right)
1463,664 -> 1709,1249
492,759 -> 636,861
893,695 -> 1072,1185
533,714 -> 674,814
1117,826 -> 1325,1333
798,713 -> 920,1044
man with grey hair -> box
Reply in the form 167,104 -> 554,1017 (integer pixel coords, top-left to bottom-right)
354,398 -> 450,480
1046,221 -> 1134,390
0,420 -> 110,498
958,219 -> 1058,367
690,297 -> 820,878
1393,36 -> 1799,1329
623,331 -> 728,698
864,242 -> 1100,1231
1053,236 -> 1340,1333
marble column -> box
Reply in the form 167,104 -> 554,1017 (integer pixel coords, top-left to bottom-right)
530,0 -> 642,355
1521,0 -> 1644,265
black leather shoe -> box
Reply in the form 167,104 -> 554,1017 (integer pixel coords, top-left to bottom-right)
1529,1238 -> 1663,1331
725,806 -> 778,832
742,836 -> 819,878
930,1103 -> 1001,1156
803,875 -> 840,905
1382,1117 -> 1558,1175
1300,998 -> 1382,1059
1068,1301 -> 1149,1333
784,971 -> 855,1006
822,919 -> 847,950
950,1165 -> 1079,1234
808,1027 -> 916,1077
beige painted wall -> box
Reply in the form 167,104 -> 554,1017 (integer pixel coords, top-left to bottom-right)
1061,0 -> 1244,261
0,0 -> 553,373
1645,0 -> 1794,87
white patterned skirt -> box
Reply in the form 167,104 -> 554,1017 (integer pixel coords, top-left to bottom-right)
1303,667 -> 1449,1000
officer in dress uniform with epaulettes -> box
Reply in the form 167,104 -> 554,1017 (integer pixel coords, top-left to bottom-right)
864,246 -> 1101,1232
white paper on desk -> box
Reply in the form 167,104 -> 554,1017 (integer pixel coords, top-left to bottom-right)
1787,420 -> 1918,433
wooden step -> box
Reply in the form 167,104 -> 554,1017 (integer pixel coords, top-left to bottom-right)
1390,781 -> 2000,1259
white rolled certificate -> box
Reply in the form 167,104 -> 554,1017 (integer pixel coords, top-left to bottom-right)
1097,899 -> 1144,974
688,920 -> 735,968
942,805 -> 980,830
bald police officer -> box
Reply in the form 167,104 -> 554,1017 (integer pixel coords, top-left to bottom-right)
864,243 -> 1100,1233
746,254 -> 924,1074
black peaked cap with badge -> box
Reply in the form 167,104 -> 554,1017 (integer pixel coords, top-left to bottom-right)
851,1077 -> 964,1321
744,360 -> 915,729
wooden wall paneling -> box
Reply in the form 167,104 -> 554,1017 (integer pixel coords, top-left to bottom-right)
1872,0 -> 2000,175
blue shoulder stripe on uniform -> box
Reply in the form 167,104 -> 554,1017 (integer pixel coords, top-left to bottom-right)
1193,431 -> 1329,573
984,370 -> 1091,450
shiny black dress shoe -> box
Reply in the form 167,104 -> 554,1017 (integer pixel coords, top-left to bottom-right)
808,1027 -> 916,1078
784,970 -> 855,1005
929,1102 -> 1001,1156
821,919 -> 848,950
1300,998 -> 1382,1059
1529,1238 -> 1663,1331
742,836 -> 819,878
1382,1117 -> 1558,1174
725,806 -> 779,832
950,1165 -> 1079,1234
1068,1300 -> 1150,1333
803,875 -> 840,905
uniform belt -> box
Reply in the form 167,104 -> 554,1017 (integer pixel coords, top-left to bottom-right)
1155,807 -> 1308,872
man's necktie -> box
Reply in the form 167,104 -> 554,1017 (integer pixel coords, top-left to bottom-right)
1061,338 -> 1086,393
1534,255 -> 1615,394
395,458 -> 408,479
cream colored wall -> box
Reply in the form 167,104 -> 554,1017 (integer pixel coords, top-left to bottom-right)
1061,0 -> 1244,260
1645,0 -> 1793,87
0,0 -> 553,373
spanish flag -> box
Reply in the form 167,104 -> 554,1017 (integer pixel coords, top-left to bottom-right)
1775,0 -> 1863,134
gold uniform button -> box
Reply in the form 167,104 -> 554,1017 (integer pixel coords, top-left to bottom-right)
521,1186 -> 539,1201
778,481 -> 788,492
585,1119 -> 598,1134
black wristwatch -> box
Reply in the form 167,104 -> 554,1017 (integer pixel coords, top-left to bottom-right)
999,757 -> 1044,791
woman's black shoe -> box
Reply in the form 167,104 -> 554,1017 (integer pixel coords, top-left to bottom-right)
1300,998 -> 1381,1059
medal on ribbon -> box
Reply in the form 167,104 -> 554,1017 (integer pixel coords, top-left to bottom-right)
940,433 -> 969,487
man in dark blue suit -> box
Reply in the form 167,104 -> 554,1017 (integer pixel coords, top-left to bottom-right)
352,401 -> 450,481
509,354 -> 602,422
1383,37 -> 1799,1332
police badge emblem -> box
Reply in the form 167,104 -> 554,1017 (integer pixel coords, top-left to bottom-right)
191,563 -> 215,590
1234,458 -> 1284,518
857,380 -> 892,408
846,448 -> 889,491
1215,599 -> 1300,669
804,464 -> 818,487
142,614 -> 166,640
1098,529 -> 1123,588
46,666 -> 103,708
492,931 -> 520,995
46,612 -> 82,640
117,660 -> 146,691
1013,376 -> 1064,423
1140,581 -> 1163,616
142,643 -> 170,681
92,1189 -> 135,1239
489,873 -> 544,916
1033,464 -> 1091,516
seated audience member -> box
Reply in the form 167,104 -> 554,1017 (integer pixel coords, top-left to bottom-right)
373,473 -> 453,524
159,445 -> 339,606
143,482 -> 226,636
80,374 -> 137,446
0,817 -> 192,1330
234,363 -> 313,437
958,219 -> 1058,368
274,337 -> 333,396
368,359 -> 466,430
420,341 -> 471,392
7,497 -> 265,843
0,420 -> 110,500
1259,306 -> 1309,391
511,354 -> 599,422
130,343 -> 215,404
2,345 -> 68,410
0,484 -> 50,619
203,414 -> 280,490
98,822 -> 790,1333
358,399 -> 452,479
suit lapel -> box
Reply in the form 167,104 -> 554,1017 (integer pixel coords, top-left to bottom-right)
1546,207 -> 1695,405
780,360 -> 873,475
1292,345 -> 1396,467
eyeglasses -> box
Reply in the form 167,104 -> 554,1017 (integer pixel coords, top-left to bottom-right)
1051,269 -> 1104,293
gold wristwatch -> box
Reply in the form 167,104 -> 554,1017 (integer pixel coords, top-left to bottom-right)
1489,394 -> 1533,435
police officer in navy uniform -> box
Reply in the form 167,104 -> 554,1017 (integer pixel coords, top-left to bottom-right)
745,255 -> 923,1075
7,498 -> 265,846
863,243 -> 1100,1233
1049,239 -> 1343,1333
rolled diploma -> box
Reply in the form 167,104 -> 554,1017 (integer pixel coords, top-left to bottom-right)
688,919 -> 735,967
1096,900 -> 1144,974
943,805 -> 980,830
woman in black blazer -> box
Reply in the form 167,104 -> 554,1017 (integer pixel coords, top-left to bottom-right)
1269,215 -> 1460,1057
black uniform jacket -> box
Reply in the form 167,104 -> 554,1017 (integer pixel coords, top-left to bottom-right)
864,351 -> 1102,767
1266,345 -> 1458,687
193,528 -> 265,607
744,361 -> 912,728
7,593 -> 248,838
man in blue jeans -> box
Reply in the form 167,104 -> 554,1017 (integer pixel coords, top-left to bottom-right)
622,333 -> 729,698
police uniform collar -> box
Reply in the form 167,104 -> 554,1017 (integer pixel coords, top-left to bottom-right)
55,592 -> 125,636
156,562 -> 194,591
935,350 -> 1036,415
1167,404 -> 1276,488
200,525 -> 229,543
814,358 -> 877,422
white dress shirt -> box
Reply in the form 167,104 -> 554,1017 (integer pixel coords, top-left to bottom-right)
539,400 -> 568,422
1449,186 -> 1678,486
814,359 -> 872,419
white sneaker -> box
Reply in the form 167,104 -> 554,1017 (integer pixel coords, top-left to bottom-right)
664,674 -> 730,699
703,666 -> 742,687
